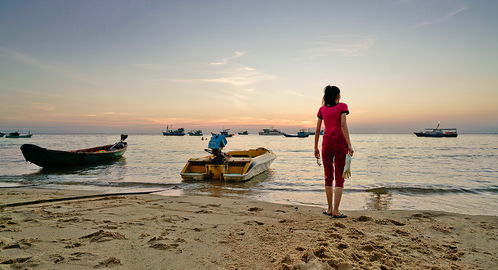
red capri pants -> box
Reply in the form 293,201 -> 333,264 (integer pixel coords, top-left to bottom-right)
321,144 -> 348,187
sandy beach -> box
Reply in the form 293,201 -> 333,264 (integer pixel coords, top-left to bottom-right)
0,188 -> 497,270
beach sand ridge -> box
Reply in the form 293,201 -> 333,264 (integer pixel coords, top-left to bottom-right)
1,188 -> 497,269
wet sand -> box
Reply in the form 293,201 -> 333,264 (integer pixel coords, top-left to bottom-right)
1,188 -> 497,269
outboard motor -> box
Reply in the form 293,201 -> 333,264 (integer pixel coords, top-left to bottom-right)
110,134 -> 128,150
205,134 -> 229,164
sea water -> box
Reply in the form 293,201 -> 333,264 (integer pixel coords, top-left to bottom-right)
1,134 -> 497,215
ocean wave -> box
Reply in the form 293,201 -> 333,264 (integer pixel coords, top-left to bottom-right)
365,186 -> 498,195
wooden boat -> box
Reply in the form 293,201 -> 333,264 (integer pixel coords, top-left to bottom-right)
181,147 -> 276,181
162,126 -> 186,136
5,131 -> 32,138
188,130 -> 203,136
283,129 -> 310,138
238,131 -> 249,135
20,135 -> 128,168
414,122 -> 457,137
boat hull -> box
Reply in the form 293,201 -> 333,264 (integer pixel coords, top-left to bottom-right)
224,152 -> 276,181
162,132 -> 185,136
414,132 -> 457,138
180,148 -> 276,182
283,134 -> 309,138
6,134 -> 32,138
20,143 -> 127,168
258,133 -> 282,135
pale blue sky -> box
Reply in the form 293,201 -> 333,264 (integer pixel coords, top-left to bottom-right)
1,0 -> 497,133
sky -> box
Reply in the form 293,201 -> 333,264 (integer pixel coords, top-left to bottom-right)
0,0 -> 497,134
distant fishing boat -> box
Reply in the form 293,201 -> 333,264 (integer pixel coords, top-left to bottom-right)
212,129 -> 234,137
5,131 -> 32,138
162,126 -> 186,136
20,135 -> 128,168
414,122 -> 457,137
283,129 -> 310,138
181,134 -> 276,181
188,130 -> 203,136
238,131 -> 249,135
258,128 -> 283,136
306,129 -> 324,135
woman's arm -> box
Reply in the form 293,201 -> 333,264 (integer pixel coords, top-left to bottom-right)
341,113 -> 354,156
314,118 -> 322,158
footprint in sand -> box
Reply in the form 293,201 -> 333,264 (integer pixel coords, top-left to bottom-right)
248,207 -> 263,212
94,257 -> 121,268
333,222 -> 346,229
354,215 -> 372,222
243,220 -> 264,226
49,254 -> 64,264
99,224 -> 119,230
80,230 -> 126,242
395,229 -> 410,236
70,252 -> 97,260
431,224 -> 454,233
64,242 -> 83,248
347,228 -> 365,238
58,217 -> 80,223
328,233 -> 343,240
149,242 -> 180,250
194,209 -> 212,214
375,219 -> 405,226
337,243 -> 349,249
2,238 -> 38,249
0,256 -> 32,264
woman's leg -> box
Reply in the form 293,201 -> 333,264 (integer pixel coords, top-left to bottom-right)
325,186 -> 333,214
333,153 -> 346,216
333,187 -> 343,216
322,145 -> 334,214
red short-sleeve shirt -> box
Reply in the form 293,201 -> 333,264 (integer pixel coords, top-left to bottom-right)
317,103 -> 349,146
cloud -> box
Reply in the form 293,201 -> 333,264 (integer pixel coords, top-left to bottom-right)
414,6 -> 466,28
0,47 -> 98,85
307,35 -> 376,57
128,63 -> 171,70
210,51 -> 245,65
288,91 -> 314,99
203,64 -> 275,86
162,51 -> 275,87
32,102 -> 55,112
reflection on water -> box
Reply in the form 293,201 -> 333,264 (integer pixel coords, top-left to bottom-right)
18,158 -> 128,185
366,192 -> 393,211
182,170 -> 274,198
1,134 -> 498,215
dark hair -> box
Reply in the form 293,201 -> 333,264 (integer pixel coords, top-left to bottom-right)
322,85 -> 340,106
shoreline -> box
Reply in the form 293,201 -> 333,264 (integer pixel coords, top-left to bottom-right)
1,188 -> 497,269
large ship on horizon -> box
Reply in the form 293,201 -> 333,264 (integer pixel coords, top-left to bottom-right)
414,122 -> 457,137
162,126 -> 186,136
258,128 -> 283,136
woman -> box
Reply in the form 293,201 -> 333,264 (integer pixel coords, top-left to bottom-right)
314,85 -> 354,218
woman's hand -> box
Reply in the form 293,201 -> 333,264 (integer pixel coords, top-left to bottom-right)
348,145 -> 354,156
314,147 -> 320,159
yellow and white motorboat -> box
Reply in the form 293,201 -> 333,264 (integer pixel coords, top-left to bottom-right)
180,135 -> 276,181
